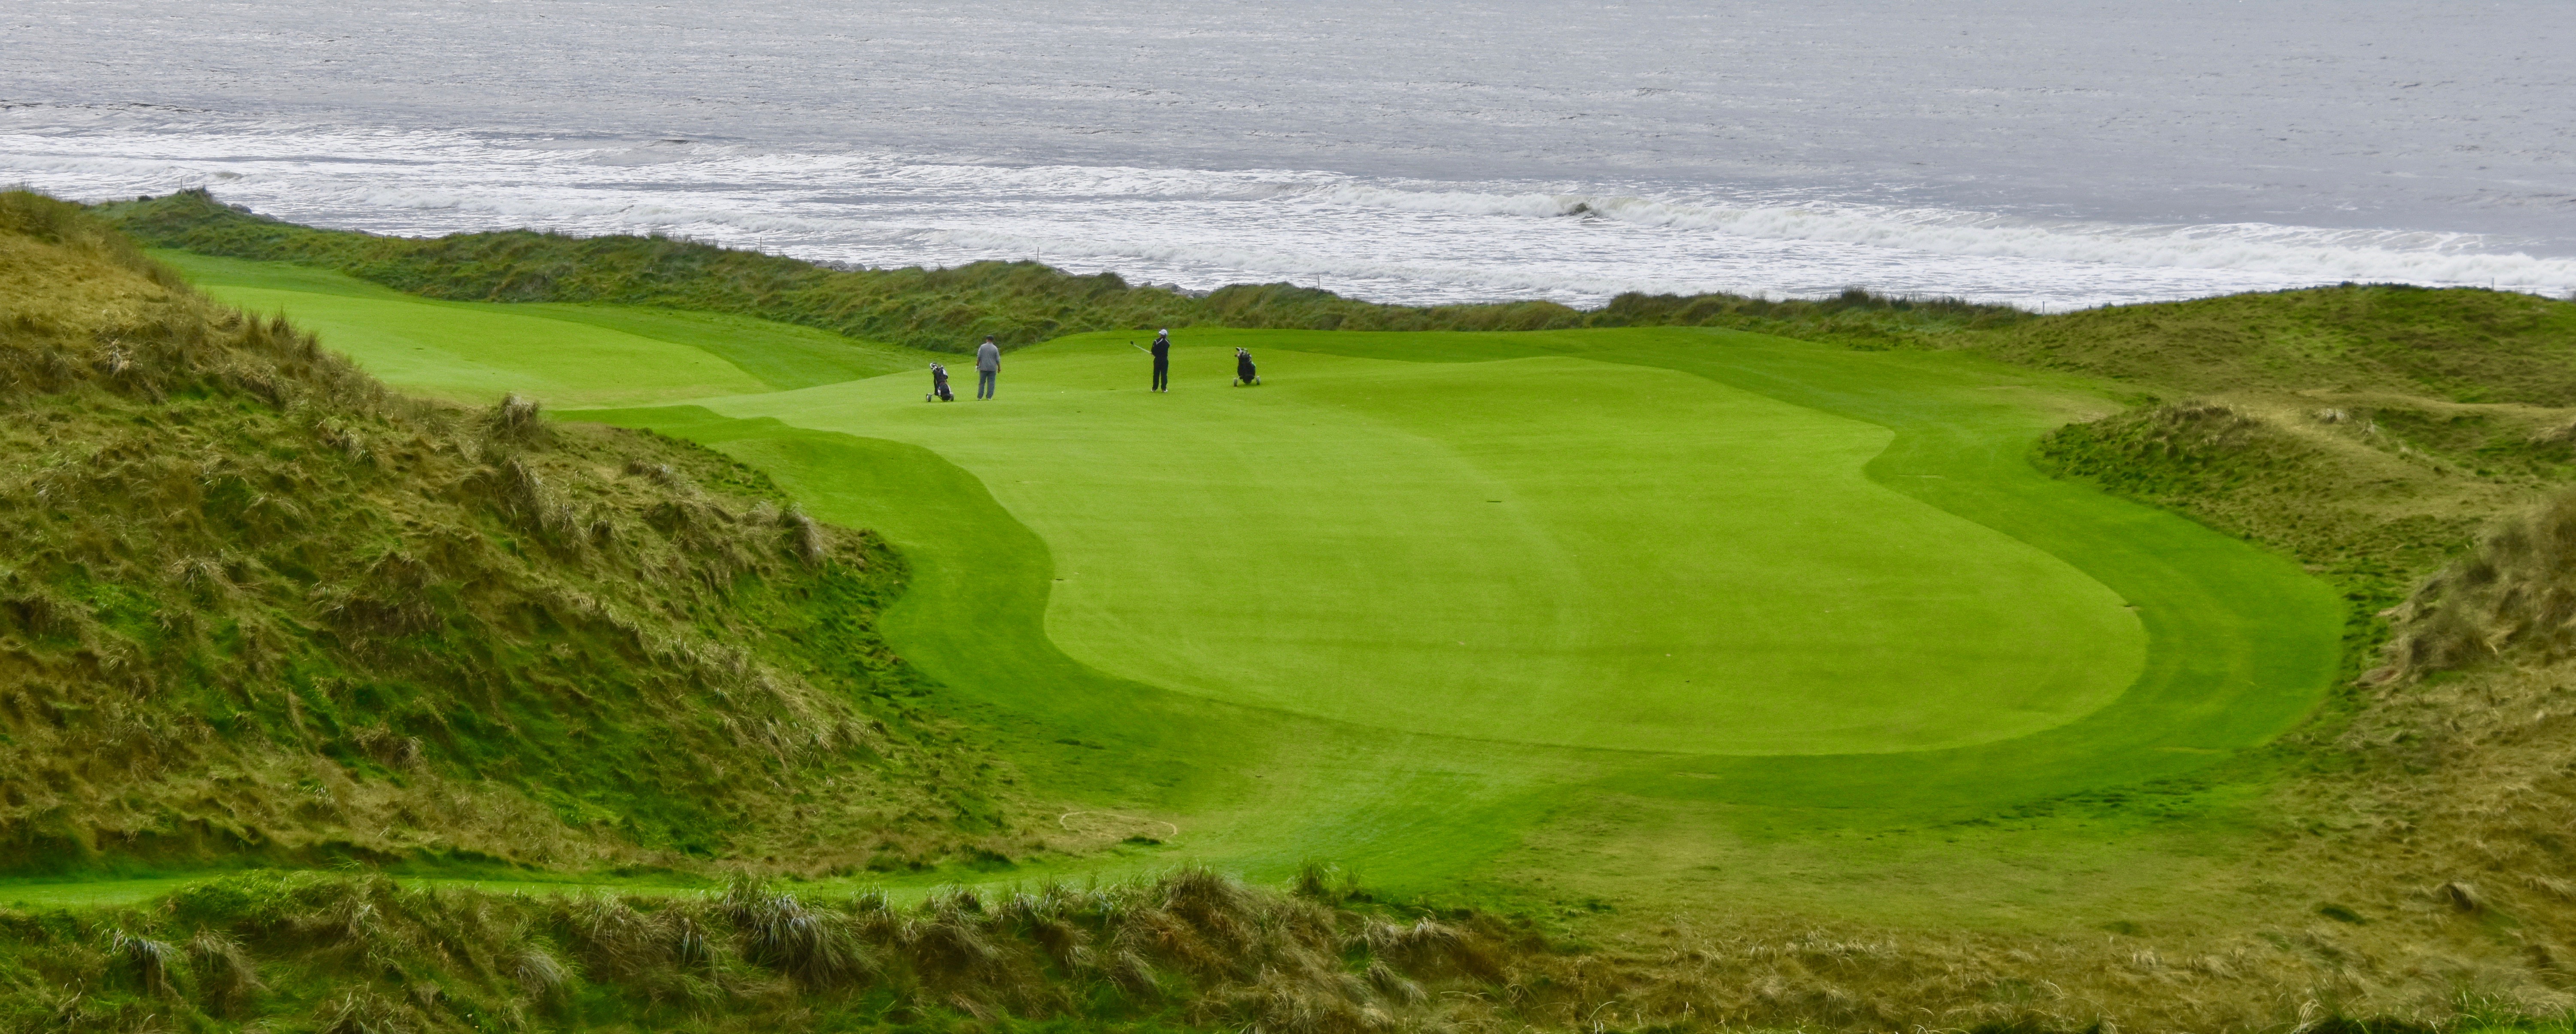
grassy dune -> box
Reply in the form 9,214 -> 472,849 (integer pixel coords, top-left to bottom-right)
1985,284 -> 2576,405
1,866 -> 1546,1034
0,193 -> 1012,879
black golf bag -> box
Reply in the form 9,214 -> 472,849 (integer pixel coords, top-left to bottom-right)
928,362 -> 955,402
1233,347 -> 1260,386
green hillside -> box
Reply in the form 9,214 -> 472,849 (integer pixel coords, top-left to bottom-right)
1984,284 -> 2576,405
154,252 -> 927,394
0,191 -> 1012,877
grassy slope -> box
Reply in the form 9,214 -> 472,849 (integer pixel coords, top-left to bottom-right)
1959,288 -> 2576,1031
2016,286 -> 2576,680
158,250 -> 933,395
0,192 -> 1018,879
1984,285 -> 2576,406
0,867 -> 1535,1034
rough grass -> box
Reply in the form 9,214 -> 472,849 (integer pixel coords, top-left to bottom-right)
0,867 -> 1516,1034
0,189 -> 1023,877
2034,400 -> 2511,627
2378,492 -> 2576,682
95,189 -> 2029,354
2025,284 -> 2576,666
2208,487 -> 2576,1034
19,865 -> 2576,1034
17,866 -> 2576,1034
2004,263 -> 2576,1034
1980,284 -> 2576,406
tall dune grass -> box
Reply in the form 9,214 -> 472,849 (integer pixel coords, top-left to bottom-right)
0,188 -> 1014,877
2,867 -> 1513,1034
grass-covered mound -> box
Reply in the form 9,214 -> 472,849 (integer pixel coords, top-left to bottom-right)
2,867 -> 1525,1034
2025,288 -> 2576,649
2005,272 -> 2576,1033
0,191 -> 1016,876
97,190 -> 2028,354
1986,285 -> 2576,405
2022,282 -> 2576,628
2035,401 -> 2511,619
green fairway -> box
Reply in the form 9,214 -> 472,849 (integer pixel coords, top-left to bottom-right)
156,250 -> 926,402
683,335 -> 2144,755
152,255 -> 2345,912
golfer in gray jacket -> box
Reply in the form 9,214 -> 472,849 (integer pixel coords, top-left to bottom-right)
975,336 -> 1001,399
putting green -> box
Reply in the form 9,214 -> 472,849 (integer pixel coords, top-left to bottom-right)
693,338 -> 2144,755
161,254 -> 2345,906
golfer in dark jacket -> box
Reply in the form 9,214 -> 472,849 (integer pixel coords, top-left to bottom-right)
1149,329 -> 1171,392
975,336 -> 1001,399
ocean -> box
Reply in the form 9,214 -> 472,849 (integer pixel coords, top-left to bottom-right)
5,0 -> 2572,310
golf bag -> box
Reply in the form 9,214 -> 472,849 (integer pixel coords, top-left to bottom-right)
927,362 -> 955,402
1232,347 -> 1260,386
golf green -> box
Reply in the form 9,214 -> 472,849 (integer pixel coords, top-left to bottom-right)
690,336 -> 2144,755
165,255 -> 2345,902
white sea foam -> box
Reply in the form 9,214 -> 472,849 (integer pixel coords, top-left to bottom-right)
5,0 -> 2571,309
1281,183 -> 2576,290
12,127 -> 2571,310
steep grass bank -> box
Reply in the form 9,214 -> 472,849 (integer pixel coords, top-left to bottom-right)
1985,286 -> 2576,406
2010,282 -> 2576,613
2009,272 -> 2576,1034
2023,282 -> 2576,662
0,191 -> 1020,877
0,867 -> 1527,1034
96,190 -> 2028,354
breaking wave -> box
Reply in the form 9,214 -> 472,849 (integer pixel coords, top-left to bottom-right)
6,118 -> 2573,309
1264,182 -> 2576,292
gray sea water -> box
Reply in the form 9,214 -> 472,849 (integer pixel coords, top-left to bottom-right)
5,0 -> 2572,309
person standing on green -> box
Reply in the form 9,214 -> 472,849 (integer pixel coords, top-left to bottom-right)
975,335 -> 1001,400
1149,328 -> 1171,392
